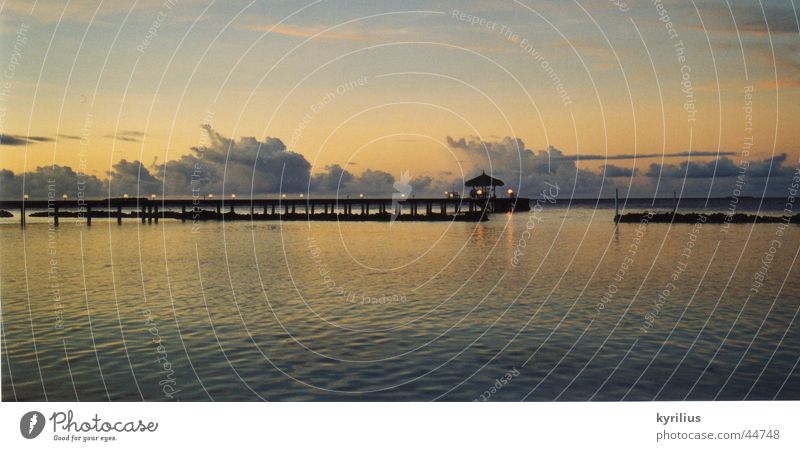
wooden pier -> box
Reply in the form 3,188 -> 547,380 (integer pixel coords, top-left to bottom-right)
0,196 -> 530,227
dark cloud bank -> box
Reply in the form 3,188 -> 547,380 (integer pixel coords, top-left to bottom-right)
1,127 -> 796,199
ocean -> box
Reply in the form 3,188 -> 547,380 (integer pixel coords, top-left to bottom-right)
2,199 -> 798,401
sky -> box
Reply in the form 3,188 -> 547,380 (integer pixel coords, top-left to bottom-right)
0,0 -> 799,198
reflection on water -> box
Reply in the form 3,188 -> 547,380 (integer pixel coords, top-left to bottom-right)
1,207 -> 799,401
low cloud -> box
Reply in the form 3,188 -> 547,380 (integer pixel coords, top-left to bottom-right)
106,131 -> 145,143
645,154 -> 794,178
0,165 -> 105,199
0,134 -> 53,146
2,128 -> 796,200
602,164 -> 637,178
158,125 -> 310,195
446,135 -> 609,197
57,134 -> 82,140
108,159 -> 162,196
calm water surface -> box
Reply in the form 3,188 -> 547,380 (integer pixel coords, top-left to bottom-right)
2,205 -> 799,401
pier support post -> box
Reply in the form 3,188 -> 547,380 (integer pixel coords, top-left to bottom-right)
216,202 -> 221,215
20,203 -> 25,228
118,205 -> 123,225
141,204 -> 146,223
154,204 -> 159,223
87,205 -> 92,226
181,204 -> 186,222
53,204 -> 59,227
147,205 -> 153,223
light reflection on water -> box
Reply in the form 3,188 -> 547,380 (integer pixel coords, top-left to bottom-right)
1,207 -> 798,401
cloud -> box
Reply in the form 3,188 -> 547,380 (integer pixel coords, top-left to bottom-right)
446,136 -> 731,162
238,22 -> 369,42
692,3 -> 799,35
602,164 -> 637,178
106,131 -> 145,143
645,154 -> 794,178
446,136 -> 609,197
0,134 -> 53,146
738,8 -> 799,35
310,164 -> 354,193
0,0 -> 190,24
552,151 -> 735,161
107,159 -> 162,196
4,128 -> 795,200
0,165 -> 106,199
310,165 -> 406,196
157,124 -> 311,195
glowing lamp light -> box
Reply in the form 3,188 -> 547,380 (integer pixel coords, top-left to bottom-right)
299,193 -> 304,198
208,194 -> 214,199
359,193 -> 364,198
401,194 -> 406,198
150,194 -> 157,199
62,194 -> 68,200
282,194 -> 287,198
476,189 -> 483,196
23,194 -> 29,200
507,189 -> 514,196
123,194 -> 129,199
231,194 -> 236,199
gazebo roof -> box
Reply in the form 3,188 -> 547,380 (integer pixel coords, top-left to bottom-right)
464,171 -> 505,187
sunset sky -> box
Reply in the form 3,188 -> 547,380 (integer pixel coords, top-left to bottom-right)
1,0 -> 798,197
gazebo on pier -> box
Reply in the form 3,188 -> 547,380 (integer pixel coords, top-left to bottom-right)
465,171 -> 505,199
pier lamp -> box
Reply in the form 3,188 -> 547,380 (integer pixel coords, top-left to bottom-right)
123,194 -> 129,199
359,193 -> 364,198
150,194 -> 157,199
231,194 -> 236,199
476,189 -> 483,196
507,188 -> 514,197
208,194 -> 214,199
299,193 -> 304,198
23,194 -> 29,200
401,194 -> 406,198
282,194 -> 287,199
62,194 -> 68,200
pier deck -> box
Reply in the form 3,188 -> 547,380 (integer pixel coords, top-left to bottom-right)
0,196 -> 530,227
